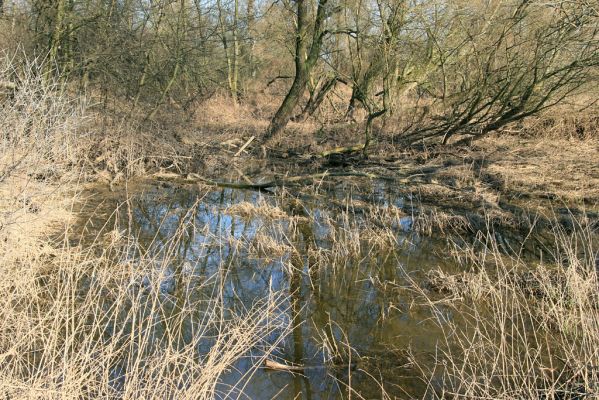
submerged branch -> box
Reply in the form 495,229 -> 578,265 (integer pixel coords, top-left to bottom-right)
263,359 -> 358,372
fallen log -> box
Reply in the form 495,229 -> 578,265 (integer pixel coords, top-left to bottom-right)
153,169 -> 425,190
185,170 -> 392,190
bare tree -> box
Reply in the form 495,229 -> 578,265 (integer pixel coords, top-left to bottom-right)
264,0 -> 331,141
400,0 -> 599,145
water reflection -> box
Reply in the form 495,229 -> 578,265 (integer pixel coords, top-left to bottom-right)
81,181 -> 454,399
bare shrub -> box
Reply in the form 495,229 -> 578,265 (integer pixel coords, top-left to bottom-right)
0,52 -> 86,183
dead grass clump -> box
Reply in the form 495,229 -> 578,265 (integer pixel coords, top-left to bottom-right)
413,208 -> 472,235
423,269 -> 493,301
247,232 -> 292,262
224,200 -> 289,221
359,226 -> 399,251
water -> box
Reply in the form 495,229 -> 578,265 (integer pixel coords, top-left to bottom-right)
76,179 -> 465,398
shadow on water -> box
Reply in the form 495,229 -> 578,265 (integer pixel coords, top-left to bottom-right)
74,179 -> 520,399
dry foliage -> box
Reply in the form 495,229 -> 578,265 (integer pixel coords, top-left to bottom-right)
0,56 -> 291,399
413,220 -> 599,399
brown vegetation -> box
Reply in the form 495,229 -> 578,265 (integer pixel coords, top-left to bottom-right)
1,0 -> 598,398
411,222 -> 599,399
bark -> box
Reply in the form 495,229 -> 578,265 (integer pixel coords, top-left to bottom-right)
264,0 -> 329,141
363,108 -> 386,157
45,0 -> 68,80
345,86 -> 359,121
232,0 -> 240,100
217,0 -> 237,102
293,75 -> 339,122
246,0 -> 256,78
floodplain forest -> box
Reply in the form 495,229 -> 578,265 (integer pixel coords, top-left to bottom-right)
0,0 -> 598,399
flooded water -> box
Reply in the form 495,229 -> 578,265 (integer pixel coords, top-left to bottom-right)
74,179 -> 494,398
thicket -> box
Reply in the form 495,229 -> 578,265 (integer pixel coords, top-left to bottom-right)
0,0 -> 597,145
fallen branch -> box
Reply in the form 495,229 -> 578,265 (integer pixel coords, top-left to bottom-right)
153,169 -> 429,190
188,170 -> 395,189
234,136 -> 255,157
263,359 -> 305,372
317,143 -> 366,158
265,75 -> 293,87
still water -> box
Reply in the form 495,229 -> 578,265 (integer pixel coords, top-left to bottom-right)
78,179 -> 462,399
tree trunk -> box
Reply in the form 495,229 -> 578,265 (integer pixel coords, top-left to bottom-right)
266,70 -> 309,139
363,108 -> 386,157
264,0 -> 328,141
217,0 -> 237,103
345,86 -> 359,122
45,0 -> 67,81
232,0 -> 240,100
246,0 -> 256,79
293,75 -> 338,122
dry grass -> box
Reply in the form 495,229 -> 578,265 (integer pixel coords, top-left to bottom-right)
0,222 -> 290,398
1,53 -> 84,262
411,218 -> 599,399
0,57 -> 291,399
247,232 -> 292,262
224,199 -> 292,221
479,135 -> 599,203
2,47 -> 599,398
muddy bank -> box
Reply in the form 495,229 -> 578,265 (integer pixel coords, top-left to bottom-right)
91,127 -> 599,242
